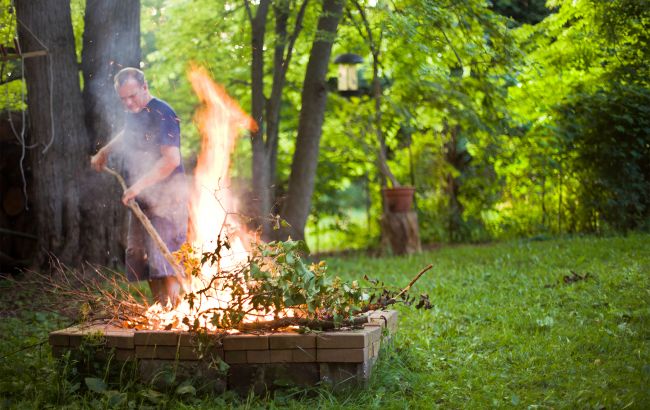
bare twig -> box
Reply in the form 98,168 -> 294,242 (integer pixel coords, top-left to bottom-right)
390,264 -> 433,303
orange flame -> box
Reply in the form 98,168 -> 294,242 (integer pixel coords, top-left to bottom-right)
188,64 -> 257,250
141,65 -> 261,331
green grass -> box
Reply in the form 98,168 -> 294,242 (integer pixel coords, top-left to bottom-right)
1,233 -> 649,408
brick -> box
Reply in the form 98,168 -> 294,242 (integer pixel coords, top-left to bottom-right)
222,334 -> 269,351
270,349 -> 292,363
228,364 -> 320,396
115,349 -> 136,361
69,334 -> 84,347
317,347 -> 368,363
368,310 -> 398,333
269,333 -> 316,350
270,348 -> 317,363
139,360 -> 227,393
51,325 -> 88,347
370,340 -> 381,358
51,345 -> 69,358
136,345 -> 180,360
317,327 -> 380,349
178,332 -> 194,346
134,331 -> 179,346
48,330 -> 70,347
319,359 -> 375,389
227,364 -> 266,396
247,350 -> 270,364
104,332 -> 134,349
267,363 -> 320,388
292,348 -> 316,363
225,350 -> 247,364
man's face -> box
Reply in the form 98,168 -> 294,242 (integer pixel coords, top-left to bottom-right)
117,78 -> 149,113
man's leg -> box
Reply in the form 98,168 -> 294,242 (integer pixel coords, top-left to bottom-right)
125,214 -> 148,282
145,212 -> 186,306
148,276 -> 181,307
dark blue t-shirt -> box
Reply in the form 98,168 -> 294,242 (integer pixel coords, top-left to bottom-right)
122,98 -> 185,209
123,98 -> 183,180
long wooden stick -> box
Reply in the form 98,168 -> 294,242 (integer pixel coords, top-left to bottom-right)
103,167 -> 188,291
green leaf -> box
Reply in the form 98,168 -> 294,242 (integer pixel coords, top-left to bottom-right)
141,389 -> 164,404
105,391 -> 127,407
84,377 -> 107,393
175,383 -> 196,396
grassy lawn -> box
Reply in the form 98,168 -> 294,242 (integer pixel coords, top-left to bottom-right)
1,233 -> 648,408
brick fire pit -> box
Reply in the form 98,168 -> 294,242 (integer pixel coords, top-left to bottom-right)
49,310 -> 397,394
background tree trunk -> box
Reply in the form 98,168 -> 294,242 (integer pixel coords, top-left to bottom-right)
277,0 -> 345,241
249,0 -> 272,237
247,0 -> 307,239
444,122 -> 470,242
80,0 -> 141,267
15,0 -> 90,268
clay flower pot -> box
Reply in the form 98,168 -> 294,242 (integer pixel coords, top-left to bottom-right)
382,186 -> 415,213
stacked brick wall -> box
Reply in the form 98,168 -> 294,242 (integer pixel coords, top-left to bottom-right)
49,310 -> 398,393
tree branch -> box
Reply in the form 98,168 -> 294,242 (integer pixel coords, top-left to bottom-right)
243,0 -> 253,23
283,0 -> 309,73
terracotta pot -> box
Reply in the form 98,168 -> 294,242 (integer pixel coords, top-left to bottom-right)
382,186 -> 415,212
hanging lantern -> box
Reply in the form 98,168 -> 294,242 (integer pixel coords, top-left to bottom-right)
334,53 -> 363,96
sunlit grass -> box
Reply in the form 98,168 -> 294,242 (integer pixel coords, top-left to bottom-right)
0,233 -> 648,408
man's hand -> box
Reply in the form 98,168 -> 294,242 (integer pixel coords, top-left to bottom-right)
90,149 -> 108,172
122,184 -> 141,206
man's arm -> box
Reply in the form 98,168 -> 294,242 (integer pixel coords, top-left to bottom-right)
90,131 -> 124,172
121,145 -> 181,205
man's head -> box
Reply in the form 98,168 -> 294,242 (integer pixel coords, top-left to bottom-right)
114,67 -> 151,113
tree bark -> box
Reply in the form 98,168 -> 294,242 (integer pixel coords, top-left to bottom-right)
443,122 -> 469,242
380,211 -> 421,255
248,0 -> 272,236
247,0 -> 308,239
80,0 -> 141,267
276,0 -> 345,241
15,0 -> 89,268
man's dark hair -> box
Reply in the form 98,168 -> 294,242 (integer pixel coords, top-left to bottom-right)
114,67 -> 146,89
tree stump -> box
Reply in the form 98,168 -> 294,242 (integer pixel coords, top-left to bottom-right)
380,211 -> 421,255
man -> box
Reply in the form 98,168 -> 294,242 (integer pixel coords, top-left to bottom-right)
91,67 -> 187,306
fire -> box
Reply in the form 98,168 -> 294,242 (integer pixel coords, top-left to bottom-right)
140,65 -> 271,331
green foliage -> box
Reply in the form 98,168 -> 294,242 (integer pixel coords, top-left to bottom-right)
248,240 -> 369,320
555,84 -> 650,230
498,0 -> 650,236
171,238 -> 394,331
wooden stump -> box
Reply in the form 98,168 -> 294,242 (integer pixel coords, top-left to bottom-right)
380,211 -> 421,255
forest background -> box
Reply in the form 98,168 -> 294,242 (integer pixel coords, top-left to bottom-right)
0,0 -> 648,269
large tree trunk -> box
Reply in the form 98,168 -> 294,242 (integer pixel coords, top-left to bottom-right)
15,0 -> 90,268
249,0 -> 272,236
247,0 -> 307,239
80,0 -> 141,267
276,0 -> 345,241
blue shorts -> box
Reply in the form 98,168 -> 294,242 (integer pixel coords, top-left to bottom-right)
125,200 -> 187,281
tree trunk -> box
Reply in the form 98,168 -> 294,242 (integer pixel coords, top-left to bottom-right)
276,0 -> 345,241
15,0 -> 89,268
249,0 -> 272,236
80,0 -> 141,267
443,122 -> 469,242
380,211 -> 421,255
